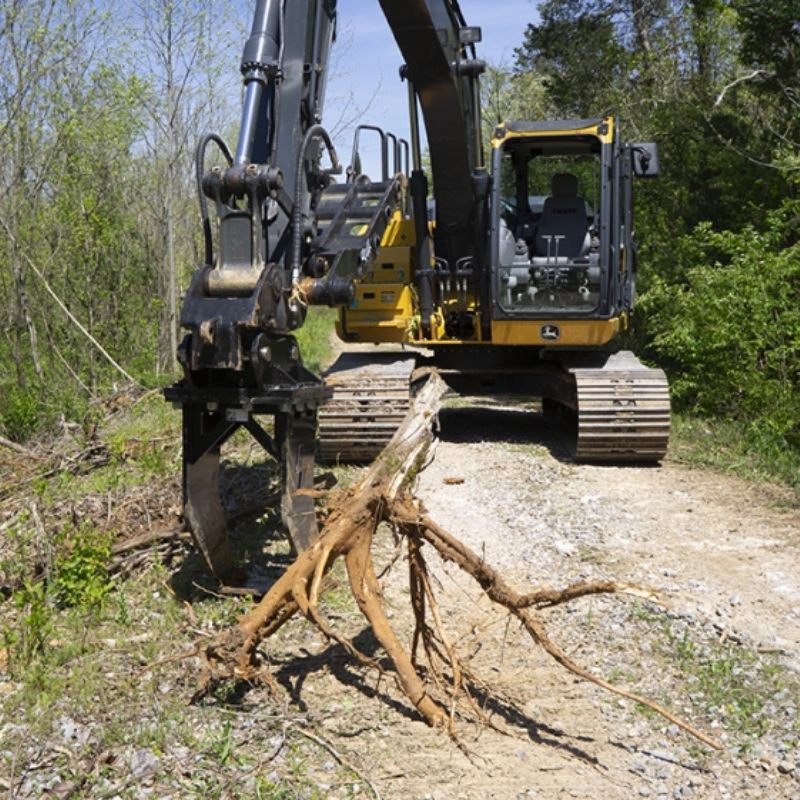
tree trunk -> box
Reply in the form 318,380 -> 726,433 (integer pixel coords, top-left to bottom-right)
10,252 -> 43,383
629,0 -> 655,88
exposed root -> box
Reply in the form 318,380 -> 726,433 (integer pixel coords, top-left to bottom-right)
198,485 -> 721,749
197,373 -> 722,751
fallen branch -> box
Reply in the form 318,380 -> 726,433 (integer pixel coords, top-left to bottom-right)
110,528 -> 187,556
0,436 -> 41,458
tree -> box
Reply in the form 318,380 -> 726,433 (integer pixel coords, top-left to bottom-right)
481,65 -> 549,140
0,0 -> 119,431
128,0 -> 236,374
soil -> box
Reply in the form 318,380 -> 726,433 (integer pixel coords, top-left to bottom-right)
246,395 -> 800,800
3,394 -> 800,799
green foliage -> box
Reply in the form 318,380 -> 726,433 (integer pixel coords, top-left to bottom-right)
295,306 -> 337,374
480,65 -> 549,150
640,199 -> 800,482
4,580 -> 53,666
52,523 -> 114,610
734,0 -> 800,89
515,1 -> 628,115
0,385 -> 42,442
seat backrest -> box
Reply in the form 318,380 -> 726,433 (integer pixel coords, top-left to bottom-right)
534,173 -> 589,259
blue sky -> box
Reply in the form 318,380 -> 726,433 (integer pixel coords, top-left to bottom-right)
323,0 -> 539,176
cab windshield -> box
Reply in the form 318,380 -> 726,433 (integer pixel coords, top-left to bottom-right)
496,136 -> 602,315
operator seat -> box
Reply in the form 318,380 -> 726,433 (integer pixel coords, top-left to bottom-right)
532,173 -> 590,262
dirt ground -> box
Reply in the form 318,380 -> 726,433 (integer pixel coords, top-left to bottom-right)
3,395 -> 800,799
294,397 -> 800,800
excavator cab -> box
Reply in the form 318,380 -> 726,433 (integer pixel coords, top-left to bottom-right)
489,118 -> 658,345
492,119 -> 613,324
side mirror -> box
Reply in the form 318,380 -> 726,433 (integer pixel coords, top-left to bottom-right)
459,26 -> 482,45
630,142 -> 659,178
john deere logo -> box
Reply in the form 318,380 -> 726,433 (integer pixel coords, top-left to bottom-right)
541,324 -> 560,341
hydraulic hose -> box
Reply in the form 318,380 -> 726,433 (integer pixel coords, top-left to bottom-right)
195,133 -> 233,267
290,124 -> 340,284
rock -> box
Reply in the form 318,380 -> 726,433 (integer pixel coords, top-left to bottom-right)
554,541 -> 576,557
129,748 -> 160,781
58,715 -> 92,747
656,767 -> 672,780
778,760 -> 795,775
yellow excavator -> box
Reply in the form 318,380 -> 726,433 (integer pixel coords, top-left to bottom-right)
165,0 -> 669,583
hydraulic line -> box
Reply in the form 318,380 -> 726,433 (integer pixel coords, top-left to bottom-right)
290,124 -> 340,284
195,133 -> 233,267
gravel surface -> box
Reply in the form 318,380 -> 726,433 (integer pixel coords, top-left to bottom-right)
2,395 -> 799,799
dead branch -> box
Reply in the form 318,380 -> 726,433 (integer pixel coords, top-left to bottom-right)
110,528 -> 188,557
0,436 -> 40,458
713,69 -> 769,108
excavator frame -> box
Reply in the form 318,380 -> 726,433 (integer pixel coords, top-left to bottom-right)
165,0 -> 669,584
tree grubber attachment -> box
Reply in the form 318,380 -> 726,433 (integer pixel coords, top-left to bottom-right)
165,333 -> 331,585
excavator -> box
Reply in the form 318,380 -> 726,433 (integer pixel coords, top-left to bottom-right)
165,0 -> 670,584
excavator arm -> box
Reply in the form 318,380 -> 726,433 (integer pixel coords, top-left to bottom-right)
164,0 -> 487,583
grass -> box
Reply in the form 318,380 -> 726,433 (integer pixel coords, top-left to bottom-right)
0,347 -> 378,796
296,306 -> 338,374
0,557 -> 365,797
321,560 -> 358,616
626,605 -> 800,751
669,413 -> 800,501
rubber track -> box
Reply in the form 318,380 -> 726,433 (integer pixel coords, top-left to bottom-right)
319,355 -> 416,464
571,353 -> 670,462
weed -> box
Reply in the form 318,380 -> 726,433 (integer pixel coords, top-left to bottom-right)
631,608 -> 796,747
4,580 -> 52,667
255,778 -> 296,800
577,547 -> 601,563
210,720 -> 236,766
629,601 -> 662,623
114,587 -> 132,626
52,523 -> 113,610
0,385 -> 43,441
0,512 -> 47,590
607,667 -> 637,685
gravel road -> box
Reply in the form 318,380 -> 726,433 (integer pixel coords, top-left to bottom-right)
379,396 -> 800,800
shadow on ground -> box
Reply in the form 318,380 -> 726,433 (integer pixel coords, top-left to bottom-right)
169,457 -> 292,602
437,397 -> 575,462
